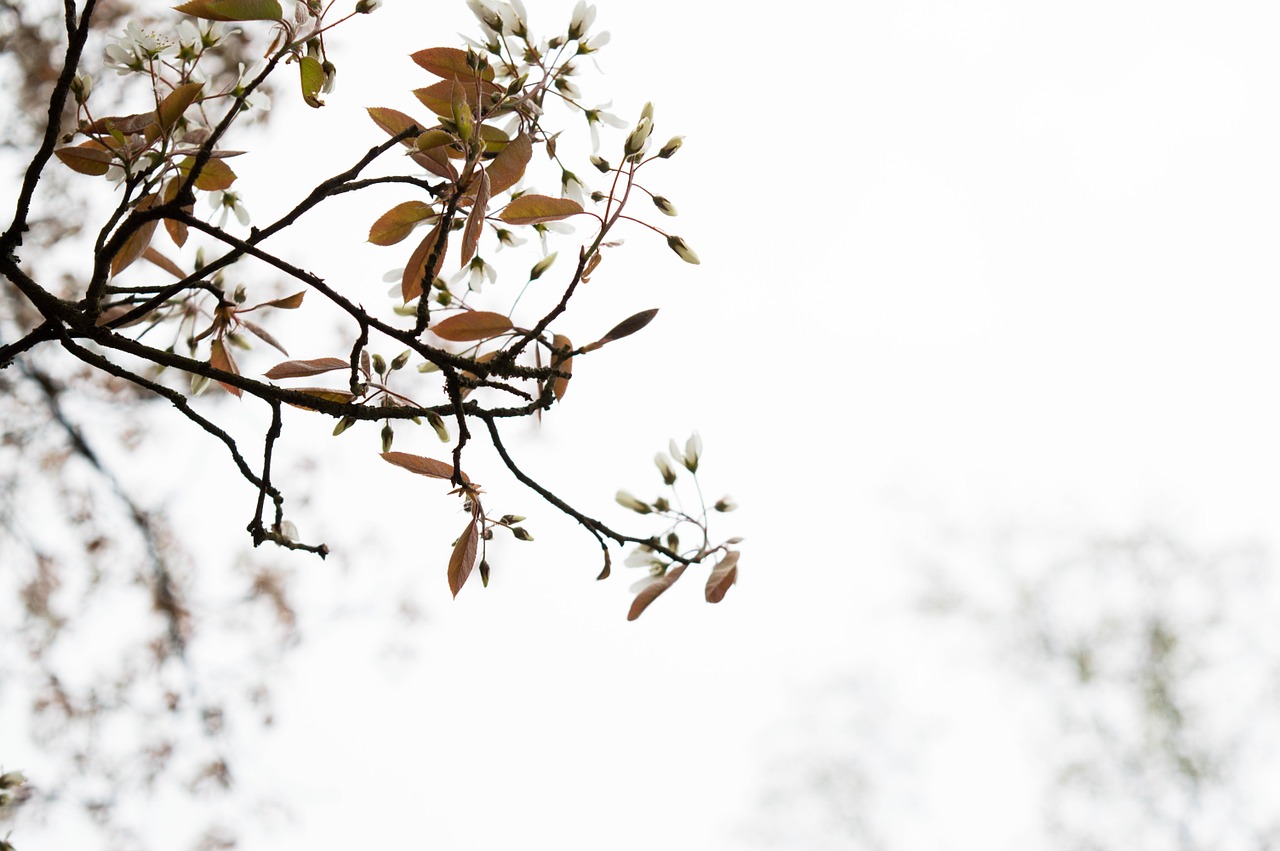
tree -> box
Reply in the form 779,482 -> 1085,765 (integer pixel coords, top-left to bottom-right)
1,0 -> 740,846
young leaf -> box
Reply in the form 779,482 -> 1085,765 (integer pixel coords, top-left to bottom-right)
54,142 -> 114,176
368,200 -> 435,247
240,319 -> 288,356
111,194 -> 160,277
551,333 -> 573,402
704,551 -> 740,604
409,47 -> 495,82
483,132 -> 531,196
263,356 -> 349,380
499,194 -> 583,226
161,178 -> 191,247
172,0 -> 284,22
627,565 -> 687,621
287,387 -> 356,409
209,338 -> 242,397
380,451 -> 466,482
402,224 -> 448,302
142,247 -> 187,280
178,156 -> 236,191
367,107 -> 422,146
582,308 -> 658,352
298,55 -> 325,108
256,291 -> 306,310
429,311 -> 512,342
459,171 -> 491,267
158,81 -> 204,131
413,79 -> 501,118
447,520 -> 480,597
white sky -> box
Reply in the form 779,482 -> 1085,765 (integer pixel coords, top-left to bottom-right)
8,1 -> 1280,849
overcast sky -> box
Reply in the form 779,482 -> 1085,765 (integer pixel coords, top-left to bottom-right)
8,1 -> 1280,849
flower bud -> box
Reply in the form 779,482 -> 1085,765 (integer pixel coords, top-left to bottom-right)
372,353 -> 387,375
380,422 -> 394,452
390,350 -> 411,371
652,195 -> 677,216
0,771 -> 26,790
590,155 -> 611,173
623,116 -> 652,158
355,0 -> 381,12
529,251 -> 557,281
512,527 -> 534,541
615,489 -> 651,514
714,496 -> 737,512
666,234 -> 700,265
658,136 -> 684,158
654,452 -> 677,485
332,415 -> 355,436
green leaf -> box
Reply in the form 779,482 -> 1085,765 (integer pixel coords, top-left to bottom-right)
368,200 -> 436,246
298,55 -> 325,108
409,47 -> 495,82
498,194 -> 583,226
172,0 -> 284,21
429,311 -> 513,343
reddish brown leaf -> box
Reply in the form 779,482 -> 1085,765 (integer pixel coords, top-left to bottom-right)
54,142 -> 114,176
402,224 -> 448,302
499,194 -> 583,226
263,356 -> 348,380
410,47 -> 495,82
258,291 -> 306,310
484,132 -> 531,196
209,338 -> 242,397
582,308 -> 659,352
627,565 -> 687,621
380,451 -> 459,481
550,333 -> 573,402
111,194 -> 160,277
704,551 -> 739,604
447,520 -> 480,597
162,178 -> 191,247
430,310 -> 512,343
240,319 -> 288,356
286,387 -> 355,409
178,156 -> 237,191
413,79 -> 502,118
158,81 -> 204,131
367,107 -> 423,146
459,171 -> 490,267
368,200 -> 435,247
142,247 -> 186,280
85,111 -> 158,136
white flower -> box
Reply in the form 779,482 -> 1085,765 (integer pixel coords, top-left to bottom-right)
568,1 -> 597,40
583,102 -> 626,151
560,169 -> 586,206
533,220 -> 574,253
230,62 -> 271,113
208,190 -> 250,228
577,30 -> 610,54
624,546 -> 667,592
104,21 -> 175,74
449,256 -> 497,292
615,489 -> 651,514
494,228 -> 526,250
654,452 -> 677,485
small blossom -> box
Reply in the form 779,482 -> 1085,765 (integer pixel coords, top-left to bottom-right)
449,256 -> 497,292
208,190 -> 250,228
554,75 -> 582,100
568,1 -> 597,41
561,169 -> 586,205
104,21 -> 175,74
466,0 -> 506,35
684,431 -> 702,472
231,62 -> 272,112
577,30 -> 610,54
494,227 -> 526,250
615,489 -> 651,514
666,234 -> 700,265
584,102 -> 626,150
